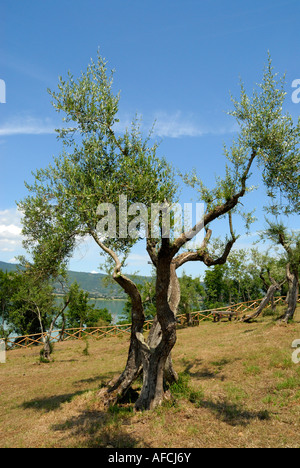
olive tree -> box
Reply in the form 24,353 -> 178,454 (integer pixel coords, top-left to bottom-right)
261,221 -> 300,322
241,248 -> 286,322
19,53 -> 300,410
19,53 -> 178,405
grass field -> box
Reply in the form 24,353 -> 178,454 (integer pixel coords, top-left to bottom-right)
1,308 -> 300,448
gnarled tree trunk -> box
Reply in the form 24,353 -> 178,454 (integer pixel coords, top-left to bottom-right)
98,262 -> 179,408
242,268 -> 285,323
283,263 -> 299,322
135,251 -> 178,411
98,273 -> 144,406
242,283 -> 280,322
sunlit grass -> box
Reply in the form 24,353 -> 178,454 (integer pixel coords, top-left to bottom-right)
0,308 -> 299,448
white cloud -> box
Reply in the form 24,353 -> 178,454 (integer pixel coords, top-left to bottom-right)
113,111 -> 238,139
153,111 -> 240,138
8,257 -> 18,263
0,224 -> 22,236
0,110 -> 237,139
152,111 -> 208,138
127,252 -> 150,265
0,209 -> 23,253
0,116 -> 56,136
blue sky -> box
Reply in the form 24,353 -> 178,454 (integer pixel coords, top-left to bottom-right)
0,0 -> 299,278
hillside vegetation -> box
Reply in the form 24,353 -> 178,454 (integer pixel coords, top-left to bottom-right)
0,261 -> 148,299
1,309 -> 300,448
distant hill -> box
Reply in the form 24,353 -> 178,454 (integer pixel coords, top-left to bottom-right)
0,260 -> 149,299
0,261 -> 19,273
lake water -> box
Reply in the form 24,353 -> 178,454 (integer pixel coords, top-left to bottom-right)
89,299 -> 127,324
1,299 -> 127,340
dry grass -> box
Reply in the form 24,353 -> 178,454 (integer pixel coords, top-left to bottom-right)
1,308 -> 300,448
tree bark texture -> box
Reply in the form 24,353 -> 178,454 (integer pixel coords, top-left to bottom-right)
135,249 -> 178,411
98,272 -> 145,406
242,283 -> 280,322
283,263 -> 299,322
98,263 -> 180,408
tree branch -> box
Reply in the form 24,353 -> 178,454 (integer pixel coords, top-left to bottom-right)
146,238 -> 158,267
173,212 -> 237,270
171,150 -> 256,257
90,230 -> 144,320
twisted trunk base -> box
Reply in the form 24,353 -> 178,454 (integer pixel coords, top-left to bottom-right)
134,255 -> 178,411
98,317 -> 178,407
135,323 -> 177,411
98,255 -> 179,410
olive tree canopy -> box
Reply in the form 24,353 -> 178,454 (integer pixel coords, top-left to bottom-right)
18,53 -> 300,410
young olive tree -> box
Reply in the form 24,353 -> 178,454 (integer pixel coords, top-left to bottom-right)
19,53 -> 300,410
261,221 -> 300,322
9,260 -> 86,360
241,248 -> 286,322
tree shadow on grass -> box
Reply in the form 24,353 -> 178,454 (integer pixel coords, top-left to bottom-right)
199,398 -> 270,427
51,407 -> 145,448
21,372 -> 118,413
180,358 -> 215,379
21,390 -> 89,412
72,371 -> 116,387
21,382 -> 143,447
74,376 -> 103,385
181,358 -> 229,380
73,372 -> 120,388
